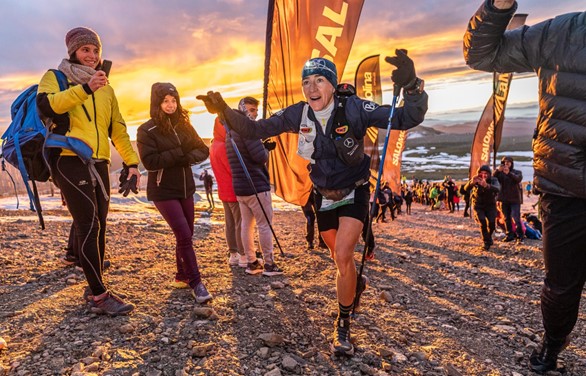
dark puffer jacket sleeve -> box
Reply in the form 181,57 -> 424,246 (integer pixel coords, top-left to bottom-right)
464,0 -> 532,73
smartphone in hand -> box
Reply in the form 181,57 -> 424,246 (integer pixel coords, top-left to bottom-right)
101,60 -> 112,77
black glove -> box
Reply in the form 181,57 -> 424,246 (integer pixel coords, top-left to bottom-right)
385,49 -> 417,89
263,139 -> 276,151
196,91 -> 228,114
118,163 -> 129,187
118,163 -> 139,197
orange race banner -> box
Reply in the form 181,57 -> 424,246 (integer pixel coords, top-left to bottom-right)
355,55 -> 381,178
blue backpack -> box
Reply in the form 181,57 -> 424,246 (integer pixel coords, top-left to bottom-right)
1,70 -> 97,228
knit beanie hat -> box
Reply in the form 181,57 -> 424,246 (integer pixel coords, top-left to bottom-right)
302,57 -> 338,88
65,27 -> 102,57
150,82 -> 180,118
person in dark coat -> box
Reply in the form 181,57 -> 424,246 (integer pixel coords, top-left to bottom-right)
494,156 -> 524,243
464,1 -> 586,371
137,82 -> 211,304
464,165 -> 500,251
199,169 -> 215,210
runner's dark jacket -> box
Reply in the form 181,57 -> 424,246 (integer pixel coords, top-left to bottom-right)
137,120 -> 209,202
464,0 -> 586,199
221,93 -> 427,190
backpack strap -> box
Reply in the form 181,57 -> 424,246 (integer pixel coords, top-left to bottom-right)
50,69 -> 69,91
329,94 -> 364,167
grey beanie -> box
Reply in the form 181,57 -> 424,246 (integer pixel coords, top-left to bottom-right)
65,27 -> 102,57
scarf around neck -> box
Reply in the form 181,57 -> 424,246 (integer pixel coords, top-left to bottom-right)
58,58 -> 96,85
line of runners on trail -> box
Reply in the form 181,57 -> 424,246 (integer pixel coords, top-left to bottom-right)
33,0 -> 586,372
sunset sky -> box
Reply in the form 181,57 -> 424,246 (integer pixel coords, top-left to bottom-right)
0,0 -> 582,139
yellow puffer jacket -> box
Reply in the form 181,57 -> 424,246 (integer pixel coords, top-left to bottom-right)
37,70 -> 139,166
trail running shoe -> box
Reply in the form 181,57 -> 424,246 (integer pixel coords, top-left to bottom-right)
529,336 -> 570,374
262,262 -> 284,276
365,245 -> 377,261
170,279 -> 190,289
228,252 -> 240,266
245,260 -> 263,275
89,292 -> 134,316
238,254 -> 248,268
353,274 -> 369,311
191,282 -> 213,304
83,286 -> 127,302
60,254 -> 78,266
331,317 -> 354,356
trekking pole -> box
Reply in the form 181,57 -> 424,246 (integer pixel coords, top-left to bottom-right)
352,83 -> 402,316
217,115 -> 286,258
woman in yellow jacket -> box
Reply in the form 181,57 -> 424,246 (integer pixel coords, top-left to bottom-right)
37,27 -> 140,316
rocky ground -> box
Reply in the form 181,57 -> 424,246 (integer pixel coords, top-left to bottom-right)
1,193 -> 585,376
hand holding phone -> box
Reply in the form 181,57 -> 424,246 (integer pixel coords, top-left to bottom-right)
101,59 -> 112,77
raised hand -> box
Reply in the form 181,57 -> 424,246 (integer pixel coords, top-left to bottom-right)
385,49 -> 416,89
196,91 -> 228,114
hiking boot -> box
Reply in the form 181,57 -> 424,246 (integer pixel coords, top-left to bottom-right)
228,252 -> 240,266
238,254 -> 248,268
482,242 -> 491,251
529,336 -> 570,374
245,260 -> 263,275
331,317 -> 354,356
516,237 -> 525,245
191,282 -> 213,304
353,275 -> 369,311
89,292 -> 134,316
262,262 -> 284,276
170,279 -> 190,289
502,235 -> 516,242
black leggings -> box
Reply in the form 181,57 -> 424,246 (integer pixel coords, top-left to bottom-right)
540,194 -> 586,341
51,156 -> 110,296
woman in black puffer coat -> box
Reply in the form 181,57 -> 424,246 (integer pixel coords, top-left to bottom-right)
137,83 -> 211,304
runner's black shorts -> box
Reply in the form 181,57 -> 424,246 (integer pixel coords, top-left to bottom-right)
315,183 -> 369,232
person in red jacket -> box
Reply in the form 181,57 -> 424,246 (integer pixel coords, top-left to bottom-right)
209,117 -> 246,268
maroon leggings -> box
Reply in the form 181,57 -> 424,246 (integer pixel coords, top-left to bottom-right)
154,197 -> 201,288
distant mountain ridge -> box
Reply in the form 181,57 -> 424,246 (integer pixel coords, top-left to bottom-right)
412,117 -> 536,138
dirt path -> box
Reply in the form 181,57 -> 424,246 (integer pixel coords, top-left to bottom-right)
0,194 -> 584,375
